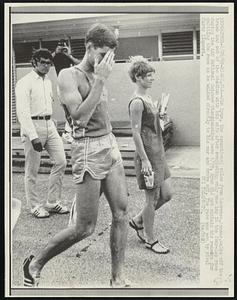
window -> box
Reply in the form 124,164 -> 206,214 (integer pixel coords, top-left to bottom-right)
41,40 -> 58,53
162,31 -> 193,56
14,41 -> 40,64
70,39 -> 86,60
115,36 -> 158,61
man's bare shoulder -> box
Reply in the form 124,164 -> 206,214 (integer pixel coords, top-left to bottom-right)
58,67 -> 76,82
58,66 -> 86,86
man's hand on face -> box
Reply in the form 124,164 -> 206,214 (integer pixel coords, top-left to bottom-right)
31,138 -> 43,152
94,50 -> 115,82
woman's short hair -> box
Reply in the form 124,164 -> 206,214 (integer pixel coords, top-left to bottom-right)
85,23 -> 118,49
128,56 -> 155,83
31,48 -> 53,66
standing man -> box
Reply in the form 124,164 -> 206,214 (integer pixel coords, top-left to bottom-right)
16,48 -> 69,218
23,24 -> 129,288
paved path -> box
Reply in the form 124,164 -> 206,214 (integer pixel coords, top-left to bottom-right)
11,140 -> 200,296
11,174 -> 200,296
10,135 -> 200,296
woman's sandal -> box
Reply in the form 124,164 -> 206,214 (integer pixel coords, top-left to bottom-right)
145,240 -> 170,254
129,219 -> 146,243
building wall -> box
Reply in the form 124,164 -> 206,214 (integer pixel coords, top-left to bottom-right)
16,59 -> 199,146
157,60 -> 200,146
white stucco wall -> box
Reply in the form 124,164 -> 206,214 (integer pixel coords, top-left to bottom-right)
106,60 -> 200,146
16,59 -> 200,146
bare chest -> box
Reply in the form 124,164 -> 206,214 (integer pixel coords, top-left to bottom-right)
73,68 -> 93,100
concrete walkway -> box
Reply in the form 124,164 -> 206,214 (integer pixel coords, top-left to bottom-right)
11,174 -> 200,296
10,135 -> 200,296
166,146 -> 200,178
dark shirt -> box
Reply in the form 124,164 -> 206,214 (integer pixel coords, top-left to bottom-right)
53,52 -> 74,76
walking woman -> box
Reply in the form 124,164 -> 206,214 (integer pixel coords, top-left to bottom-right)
128,56 -> 172,254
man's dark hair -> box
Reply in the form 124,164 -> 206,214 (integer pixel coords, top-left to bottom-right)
31,48 -> 53,66
85,23 -> 118,49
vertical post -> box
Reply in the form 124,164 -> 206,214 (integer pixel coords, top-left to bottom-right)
193,28 -> 197,60
67,36 -> 72,56
12,47 -> 17,124
158,31 -> 163,61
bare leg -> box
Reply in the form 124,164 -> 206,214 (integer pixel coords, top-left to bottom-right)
131,202 -> 145,242
132,211 -> 143,227
141,188 -> 158,243
101,164 -> 128,286
134,178 -> 172,226
29,172 -> 101,277
155,178 -> 172,210
139,187 -> 170,253
131,179 -> 172,253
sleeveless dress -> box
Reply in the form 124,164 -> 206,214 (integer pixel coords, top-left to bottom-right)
129,95 -> 171,190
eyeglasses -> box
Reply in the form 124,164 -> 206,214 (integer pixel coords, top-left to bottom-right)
38,59 -> 52,66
